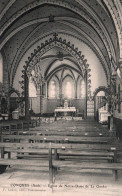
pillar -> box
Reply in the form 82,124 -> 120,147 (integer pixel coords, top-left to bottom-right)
36,87 -> 41,113
85,71 -> 87,119
45,82 -> 47,98
25,73 -> 30,120
75,81 -> 77,99
59,80 -> 63,106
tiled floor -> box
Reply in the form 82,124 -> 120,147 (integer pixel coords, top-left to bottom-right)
0,163 -> 122,196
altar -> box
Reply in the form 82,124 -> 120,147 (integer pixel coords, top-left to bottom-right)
54,99 -> 77,120
54,107 -> 77,120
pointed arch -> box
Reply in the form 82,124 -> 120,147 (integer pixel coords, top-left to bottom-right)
23,35 -> 89,79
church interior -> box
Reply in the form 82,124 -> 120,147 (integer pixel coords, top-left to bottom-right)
0,0 -> 122,195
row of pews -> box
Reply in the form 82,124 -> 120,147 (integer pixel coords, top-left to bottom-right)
0,119 -> 122,184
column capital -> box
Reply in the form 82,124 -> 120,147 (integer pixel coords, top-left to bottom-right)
119,58 -> 122,67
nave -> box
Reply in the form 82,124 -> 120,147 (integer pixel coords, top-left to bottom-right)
0,0 -> 122,195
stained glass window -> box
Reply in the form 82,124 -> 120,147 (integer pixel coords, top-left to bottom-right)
49,80 -> 56,98
81,80 -> 85,98
29,79 -> 37,97
65,81 -> 72,99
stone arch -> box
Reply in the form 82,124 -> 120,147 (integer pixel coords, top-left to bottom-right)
24,34 -> 89,78
20,34 -> 91,118
93,86 -> 110,99
9,88 -> 20,97
11,25 -> 110,85
20,33 -> 91,97
9,88 -> 20,119
93,86 -> 110,120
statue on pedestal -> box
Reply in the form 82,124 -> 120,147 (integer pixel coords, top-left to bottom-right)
64,99 -> 68,108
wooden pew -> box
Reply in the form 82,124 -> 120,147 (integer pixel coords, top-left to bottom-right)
0,122 -> 23,134
31,117 -> 41,127
28,127 -> 114,135
29,126 -> 106,131
16,129 -> 112,137
0,134 -> 117,163
0,142 -> 115,181
0,121 -> 120,183
0,119 -> 40,135
1,134 -> 115,144
0,124 -> 11,134
0,142 -> 51,180
0,140 -> 121,183
48,143 -> 122,183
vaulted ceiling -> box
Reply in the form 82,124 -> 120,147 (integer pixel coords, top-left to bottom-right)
0,0 -> 121,90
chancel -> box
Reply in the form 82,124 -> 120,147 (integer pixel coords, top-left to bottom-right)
54,99 -> 77,120
0,0 -> 122,194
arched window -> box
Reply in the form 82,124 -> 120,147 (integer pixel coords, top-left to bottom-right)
62,76 -> 74,99
48,80 -> 56,98
81,80 -> 85,98
65,81 -> 72,99
29,78 -> 37,97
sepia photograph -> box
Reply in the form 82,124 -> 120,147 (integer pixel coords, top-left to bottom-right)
0,0 -> 122,195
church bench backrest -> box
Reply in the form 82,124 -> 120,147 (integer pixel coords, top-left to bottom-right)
0,122 -> 24,134
17,130 -> 110,137
0,142 -> 50,178
0,134 -> 115,144
48,143 -> 121,183
0,142 -> 51,158
0,141 -> 118,151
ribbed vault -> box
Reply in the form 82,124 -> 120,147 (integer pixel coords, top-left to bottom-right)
0,0 -> 121,100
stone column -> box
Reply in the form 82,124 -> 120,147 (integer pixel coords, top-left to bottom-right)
59,81 -> 62,98
74,81 -> 77,99
36,87 -> 41,114
42,83 -> 46,97
59,80 -> 63,106
85,71 -> 87,119
25,73 -> 30,120
119,59 -> 122,114
45,82 -> 48,98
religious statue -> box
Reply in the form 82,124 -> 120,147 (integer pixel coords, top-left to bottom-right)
64,99 -> 68,108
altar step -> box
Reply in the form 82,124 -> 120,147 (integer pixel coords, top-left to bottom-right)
56,117 -> 83,121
